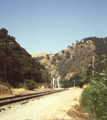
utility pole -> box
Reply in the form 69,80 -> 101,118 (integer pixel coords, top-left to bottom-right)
57,77 -> 60,89
92,56 -> 95,76
0,42 -> 14,82
74,77 -> 75,88
47,71 -> 48,82
5,42 -> 7,82
53,77 -> 55,88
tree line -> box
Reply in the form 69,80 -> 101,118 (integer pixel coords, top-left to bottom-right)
0,28 -> 50,88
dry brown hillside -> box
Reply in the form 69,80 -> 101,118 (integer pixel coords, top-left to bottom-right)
38,37 -> 107,80
31,52 -> 48,58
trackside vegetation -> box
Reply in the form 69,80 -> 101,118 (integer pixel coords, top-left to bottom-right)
61,74 -> 83,88
80,55 -> 107,119
61,55 -> 107,119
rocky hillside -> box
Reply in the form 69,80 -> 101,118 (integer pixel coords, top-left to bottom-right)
39,37 -> 107,80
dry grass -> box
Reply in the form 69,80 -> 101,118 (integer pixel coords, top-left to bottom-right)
82,85 -> 90,89
40,86 -> 45,89
67,104 -> 91,120
10,88 -> 26,93
31,52 -> 47,58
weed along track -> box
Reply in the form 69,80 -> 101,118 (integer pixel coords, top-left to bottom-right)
0,89 -> 67,107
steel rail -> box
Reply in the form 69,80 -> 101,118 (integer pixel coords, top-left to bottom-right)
0,90 -> 52,100
0,89 -> 67,106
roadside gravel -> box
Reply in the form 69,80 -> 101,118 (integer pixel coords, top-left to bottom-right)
0,88 -> 82,120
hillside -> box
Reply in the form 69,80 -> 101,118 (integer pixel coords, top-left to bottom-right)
31,52 -> 47,58
31,52 -> 47,61
0,28 -> 48,87
40,37 -> 107,80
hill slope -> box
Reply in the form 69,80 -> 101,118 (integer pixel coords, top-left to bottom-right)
40,37 -> 107,80
31,52 -> 47,61
31,52 -> 47,58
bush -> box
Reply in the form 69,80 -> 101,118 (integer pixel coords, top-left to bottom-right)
70,46 -> 73,50
61,50 -> 65,54
42,83 -> 52,89
69,74 -> 83,88
80,76 -> 107,119
66,55 -> 70,59
62,79 -> 70,88
66,51 -> 70,55
0,81 -> 11,88
24,79 -> 36,90
46,54 -> 50,60
57,55 -> 62,61
17,82 -> 23,88
80,56 -> 107,119
47,83 -> 51,88
35,83 -> 39,89
52,58 -> 56,62
55,53 -> 59,57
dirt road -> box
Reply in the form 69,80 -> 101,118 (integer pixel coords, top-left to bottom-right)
0,88 -> 82,120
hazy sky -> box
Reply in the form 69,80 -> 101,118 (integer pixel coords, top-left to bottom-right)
0,0 -> 107,54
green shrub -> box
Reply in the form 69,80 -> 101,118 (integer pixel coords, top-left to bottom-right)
80,56 -> 107,119
0,81 -> 11,88
65,55 -> 70,59
66,51 -> 70,55
24,79 -> 36,90
35,83 -> 39,89
17,82 -> 23,88
62,79 -> 70,88
80,76 -> 107,120
61,50 -> 65,54
69,74 -> 83,88
55,53 -> 59,57
57,55 -> 62,61
47,83 -> 51,88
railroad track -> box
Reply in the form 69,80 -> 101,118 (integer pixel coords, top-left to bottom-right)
0,89 -> 68,107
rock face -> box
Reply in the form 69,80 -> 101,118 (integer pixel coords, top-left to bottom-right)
39,37 -> 107,80
0,85 -> 12,97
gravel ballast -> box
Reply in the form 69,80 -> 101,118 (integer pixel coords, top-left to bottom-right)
0,88 -> 82,120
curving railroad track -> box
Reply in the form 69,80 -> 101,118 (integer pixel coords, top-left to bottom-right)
0,89 -> 68,107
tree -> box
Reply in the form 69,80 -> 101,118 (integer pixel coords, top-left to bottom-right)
0,28 -> 8,35
66,51 -> 70,59
57,55 -> 62,61
69,74 -> 82,87
66,51 -> 70,55
55,53 -> 59,57
61,50 -> 65,54
0,28 -> 44,87
46,54 -> 50,60
62,79 -> 70,88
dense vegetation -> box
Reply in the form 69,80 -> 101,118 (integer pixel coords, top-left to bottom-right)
0,28 -> 50,89
80,55 -> 107,119
61,74 -> 83,88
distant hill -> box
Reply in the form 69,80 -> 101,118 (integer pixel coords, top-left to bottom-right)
39,37 -> 107,80
31,52 -> 48,61
31,52 -> 47,57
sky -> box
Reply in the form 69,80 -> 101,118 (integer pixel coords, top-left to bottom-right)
0,0 -> 107,54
